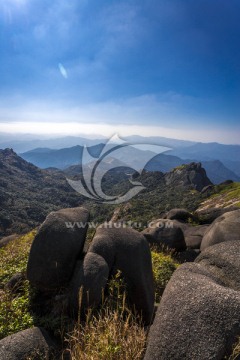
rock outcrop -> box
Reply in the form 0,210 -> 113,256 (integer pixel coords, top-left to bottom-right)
86,225 -> 155,324
196,240 -> 240,290
142,219 -> 186,251
200,209 -> 240,250
164,162 -> 212,192
69,252 -> 109,314
144,259 -> 240,360
179,224 -> 209,249
164,208 -> 194,222
27,207 -> 89,291
145,230 -> 240,360
196,206 -> 239,224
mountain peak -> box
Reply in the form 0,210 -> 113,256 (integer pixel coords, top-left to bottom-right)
0,148 -> 15,156
164,162 -> 212,191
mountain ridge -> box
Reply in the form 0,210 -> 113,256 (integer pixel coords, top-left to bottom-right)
20,145 -> 240,184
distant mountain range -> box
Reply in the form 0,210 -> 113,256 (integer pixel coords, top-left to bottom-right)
166,142 -> 240,176
0,134 -> 195,153
19,143 -> 240,184
0,134 -> 105,153
1,133 -> 240,183
145,154 -> 240,184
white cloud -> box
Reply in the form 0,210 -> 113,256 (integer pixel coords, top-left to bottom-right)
58,63 -> 68,79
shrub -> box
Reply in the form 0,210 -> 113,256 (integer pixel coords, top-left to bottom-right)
151,251 -> 179,303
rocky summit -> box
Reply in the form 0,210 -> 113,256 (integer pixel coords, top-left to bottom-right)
164,162 -> 212,191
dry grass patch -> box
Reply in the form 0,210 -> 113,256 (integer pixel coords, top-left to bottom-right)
228,337 -> 240,360
65,307 -> 146,360
64,273 -> 147,360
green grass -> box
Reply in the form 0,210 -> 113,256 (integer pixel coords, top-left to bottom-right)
204,182 -> 240,209
174,164 -> 187,171
212,182 -> 240,201
151,251 -> 179,303
0,231 -> 36,339
220,182 -> 240,204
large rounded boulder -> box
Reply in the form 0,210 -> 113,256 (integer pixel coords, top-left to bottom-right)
196,206 -> 239,224
165,208 -> 194,222
144,258 -> 240,360
196,240 -> 240,290
88,224 -> 155,325
0,327 -> 57,360
142,219 -> 186,251
69,252 -> 109,315
183,224 -> 209,249
27,207 -> 89,291
200,209 -> 240,251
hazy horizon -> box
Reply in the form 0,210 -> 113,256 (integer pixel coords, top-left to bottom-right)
0,129 -> 240,147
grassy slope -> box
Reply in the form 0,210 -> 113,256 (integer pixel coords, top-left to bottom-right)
197,182 -> 240,211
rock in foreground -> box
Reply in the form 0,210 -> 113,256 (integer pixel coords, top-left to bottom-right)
144,242 -> 240,360
88,225 -> 155,324
27,207 -> 89,291
0,327 -> 58,360
201,209 -> 240,250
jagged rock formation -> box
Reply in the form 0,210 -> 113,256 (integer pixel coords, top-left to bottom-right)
164,162 -> 212,191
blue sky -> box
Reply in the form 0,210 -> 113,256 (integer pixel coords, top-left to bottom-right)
0,0 -> 240,143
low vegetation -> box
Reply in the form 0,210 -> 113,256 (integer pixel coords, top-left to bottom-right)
151,251 -> 179,302
174,164 -> 187,171
197,182 -> 240,211
65,273 -> 146,360
229,337 -> 240,360
0,231 -> 36,339
215,182 -> 240,206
